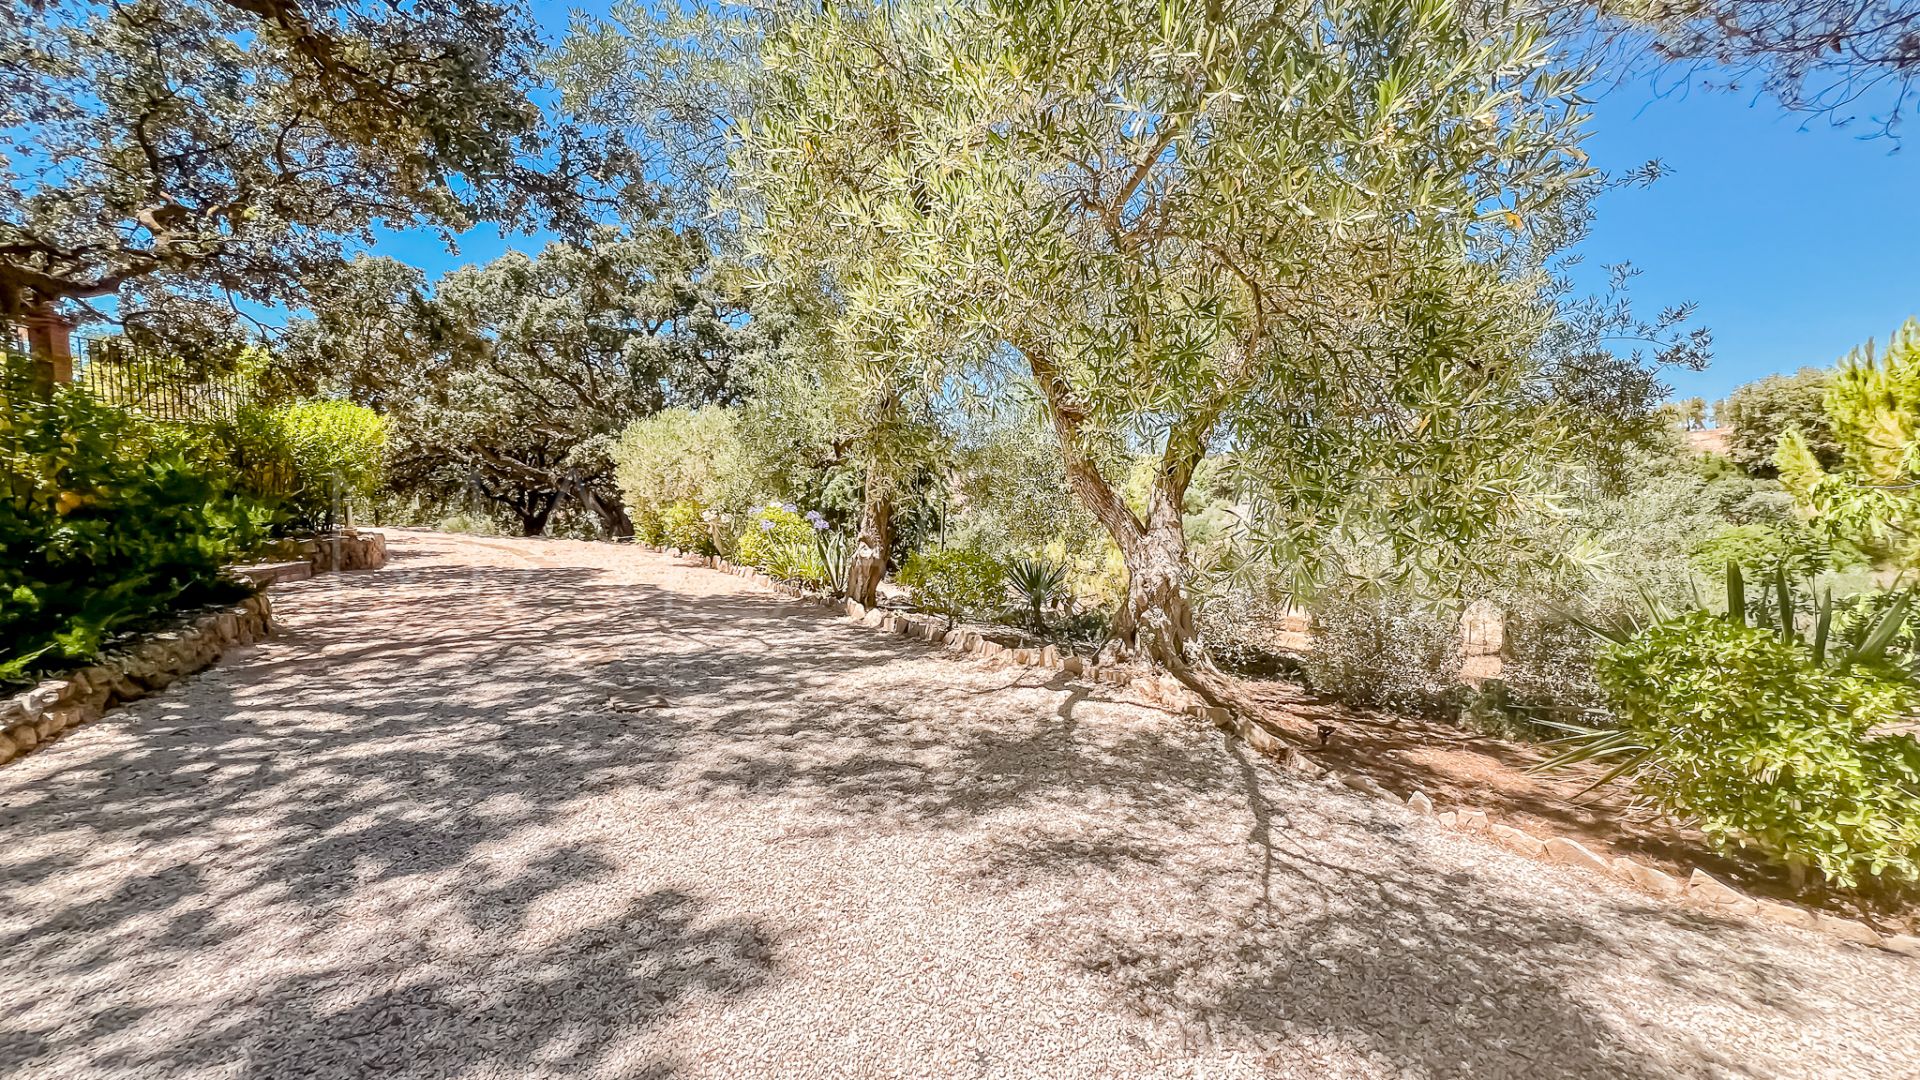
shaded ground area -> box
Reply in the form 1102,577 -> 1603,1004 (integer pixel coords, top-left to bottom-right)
1236,679 -> 1831,912
2,530 -> 1916,1079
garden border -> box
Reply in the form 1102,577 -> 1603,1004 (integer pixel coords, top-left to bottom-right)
647,541 -> 1920,959
0,594 -> 275,768
1,530 -> 389,770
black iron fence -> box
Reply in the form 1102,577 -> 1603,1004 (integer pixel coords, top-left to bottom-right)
71,335 -> 257,423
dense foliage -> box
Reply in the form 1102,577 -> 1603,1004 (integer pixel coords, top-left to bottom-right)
1718,368 -> 1839,477
0,0 -> 606,349
898,548 -> 1006,629
1,360 -> 263,684
1594,612 -> 1920,890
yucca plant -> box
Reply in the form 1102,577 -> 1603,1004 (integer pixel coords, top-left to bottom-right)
1006,557 -> 1068,631
816,528 -> 854,598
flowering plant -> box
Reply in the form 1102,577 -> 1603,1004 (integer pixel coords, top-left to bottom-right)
736,503 -> 828,584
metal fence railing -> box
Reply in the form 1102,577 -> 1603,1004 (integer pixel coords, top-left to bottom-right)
71,336 -> 257,423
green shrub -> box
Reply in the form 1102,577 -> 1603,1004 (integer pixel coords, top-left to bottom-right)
1689,521 -> 1832,579
612,407 -> 747,532
735,503 -> 826,584
1720,367 -> 1840,477
660,500 -> 713,554
275,399 -> 385,529
184,398 -> 385,532
1300,588 -> 1463,714
1592,611 -> 1920,890
899,547 -> 1005,627
2,363 -> 267,684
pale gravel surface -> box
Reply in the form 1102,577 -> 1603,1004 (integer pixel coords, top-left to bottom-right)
2,530 -> 1917,1080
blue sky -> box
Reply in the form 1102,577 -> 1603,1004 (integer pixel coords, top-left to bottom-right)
372,8 -> 1920,405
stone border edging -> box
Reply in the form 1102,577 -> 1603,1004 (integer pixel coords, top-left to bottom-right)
0,594 -> 276,769
649,542 -> 1918,958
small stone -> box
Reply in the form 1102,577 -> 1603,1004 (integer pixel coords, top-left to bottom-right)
845,600 -> 866,621
1434,811 -> 1458,828
1060,656 -> 1085,676
9,724 -> 38,751
862,609 -> 886,628
1754,900 -> 1819,930
1877,933 -> 1920,957
1687,868 -> 1751,910
24,680 -> 67,715
1456,809 -> 1490,833
1816,914 -> 1883,947
1491,823 -> 1546,856
1191,705 -> 1233,730
1543,837 -> 1612,875
1039,645 -> 1060,667
1245,725 -> 1284,756
1405,791 -> 1434,815
1337,772 -> 1386,797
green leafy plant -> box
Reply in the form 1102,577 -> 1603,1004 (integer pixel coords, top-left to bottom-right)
660,500 -> 713,555
2,357 -> 267,685
1006,557 -> 1067,631
273,399 -> 386,530
898,547 -> 1005,628
1545,564 -> 1920,891
816,528 -> 855,598
1301,587 -> 1464,716
735,504 -> 826,584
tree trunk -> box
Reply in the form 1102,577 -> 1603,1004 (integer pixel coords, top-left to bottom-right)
846,473 -> 893,607
1020,341 -> 1304,764
559,472 -> 634,540
518,490 -> 559,536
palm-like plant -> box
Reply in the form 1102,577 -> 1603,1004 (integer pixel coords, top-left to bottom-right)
815,528 -> 854,598
1006,557 -> 1068,631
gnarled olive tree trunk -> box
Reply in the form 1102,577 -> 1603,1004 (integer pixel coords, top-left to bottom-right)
845,470 -> 893,607
1027,346 -> 1297,758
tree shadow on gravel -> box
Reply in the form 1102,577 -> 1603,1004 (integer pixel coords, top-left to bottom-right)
0,542 -> 1910,1078
1030,737 -> 1787,1080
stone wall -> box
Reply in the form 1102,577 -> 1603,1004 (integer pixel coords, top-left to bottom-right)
0,594 -> 275,768
303,530 -> 388,573
235,530 -> 388,586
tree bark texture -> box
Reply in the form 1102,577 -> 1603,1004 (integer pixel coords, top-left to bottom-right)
846,472 -> 893,608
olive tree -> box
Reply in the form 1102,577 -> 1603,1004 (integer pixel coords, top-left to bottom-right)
557,0 -> 957,605
740,0 -> 1624,716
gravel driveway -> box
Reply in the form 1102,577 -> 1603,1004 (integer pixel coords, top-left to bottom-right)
2,530 -> 1916,1079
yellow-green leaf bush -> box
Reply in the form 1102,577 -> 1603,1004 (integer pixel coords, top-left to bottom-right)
1597,611 -> 1920,890
898,547 -> 1005,627
734,503 -> 825,584
273,399 -> 386,529
660,500 -> 713,555
612,407 -> 749,544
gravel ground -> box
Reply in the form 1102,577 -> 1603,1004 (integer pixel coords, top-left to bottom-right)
2,530 -> 1916,1080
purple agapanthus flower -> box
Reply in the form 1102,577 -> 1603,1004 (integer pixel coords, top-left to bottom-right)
812,519 -> 830,531
780,502 -> 798,514
759,518 -> 775,532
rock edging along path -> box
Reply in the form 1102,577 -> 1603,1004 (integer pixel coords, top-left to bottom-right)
3,530 -> 1916,1080
0,594 -> 274,768
659,542 -> 1920,958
